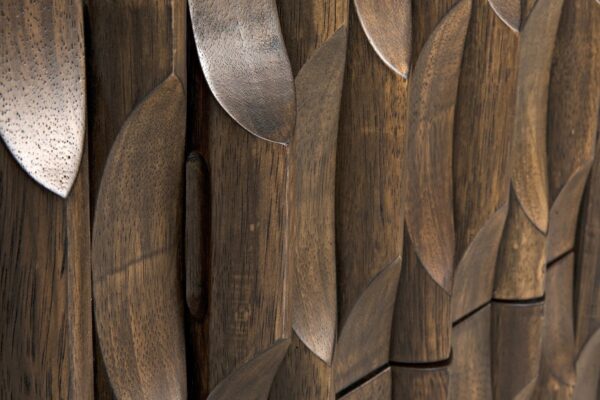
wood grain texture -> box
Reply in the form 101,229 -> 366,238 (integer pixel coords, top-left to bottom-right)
509,0 -> 565,234
207,97 -> 290,391
0,0 -> 86,197
270,334 -> 334,400
534,254 -> 576,399
547,0 -> 600,264
451,0 -> 517,320
335,0 -> 407,329
189,0 -> 295,144
488,0 -> 521,31
391,235 -> 451,362
492,301 -> 544,400
353,0 -> 411,77
0,136 -> 93,398
208,340 -> 290,400
405,0 -> 471,293
575,133 -> 600,357
333,257 -> 402,393
392,366 -> 449,399
338,367 -> 392,400
452,204 -> 508,321
185,152 -> 210,320
573,329 -> 600,400
449,305 -> 493,400
92,75 -> 187,400
288,27 -> 347,365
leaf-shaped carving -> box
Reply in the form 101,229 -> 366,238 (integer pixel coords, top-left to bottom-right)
290,27 -> 347,364
449,305 -> 492,400
452,204 -> 508,321
510,0 -> 565,233
392,366 -> 450,399
535,254 -> 576,398
339,367 -> 392,399
189,0 -> 295,144
353,0 -> 411,77
405,0 -> 471,293
333,256 -> 402,392
547,163 -> 593,263
0,0 -> 85,197
573,329 -> 600,400
207,339 -> 290,400
92,75 -> 187,400
488,0 -> 521,31
492,301 -> 544,400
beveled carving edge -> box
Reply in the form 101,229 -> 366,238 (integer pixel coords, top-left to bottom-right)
0,0 -> 86,197
92,75 -> 187,400
405,0 -> 472,293
339,367 -> 392,399
488,0 -> 521,32
207,339 -> 290,400
290,27 -> 348,364
573,329 -> 600,400
353,0 -> 411,78
547,162 -> 593,263
452,204 -> 508,321
333,256 -> 402,393
510,0 -> 565,234
189,0 -> 295,144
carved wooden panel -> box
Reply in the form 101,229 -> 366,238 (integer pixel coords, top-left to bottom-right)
1,0 -> 600,399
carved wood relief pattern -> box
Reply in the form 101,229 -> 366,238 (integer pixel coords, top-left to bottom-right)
1,0 -> 600,399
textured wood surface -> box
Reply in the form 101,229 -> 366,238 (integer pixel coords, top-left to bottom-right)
0,0 -> 86,197
189,0 -> 295,144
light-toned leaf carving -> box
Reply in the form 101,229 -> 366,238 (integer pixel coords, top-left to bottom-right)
488,0 -> 521,31
547,163 -> 593,263
333,256 -> 402,392
452,204 -> 508,321
290,27 -> 348,364
92,75 -> 187,400
353,0 -> 411,77
510,0 -> 565,233
189,0 -> 295,144
207,339 -> 290,400
405,0 -> 472,293
0,0 -> 85,197
573,329 -> 600,400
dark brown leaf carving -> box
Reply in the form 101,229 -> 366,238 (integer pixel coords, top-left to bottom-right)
488,0 -> 521,31
405,0 -> 472,293
449,305 -> 492,400
189,0 -> 295,143
0,0 -> 85,197
492,301 -> 544,400
339,368 -> 392,399
535,254 -> 576,398
452,204 -> 508,320
392,366 -> 449,399
510,0 -> 565,234
547,164 -> 593,263
333,256 -> 402,392
290,27 -> 347,364
207,340 -> 290,400
353,0 -> 411,77
92,75 -> 187,400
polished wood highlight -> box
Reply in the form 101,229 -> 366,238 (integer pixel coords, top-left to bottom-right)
0,0 -> 86,197
189,0 -> 295,144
